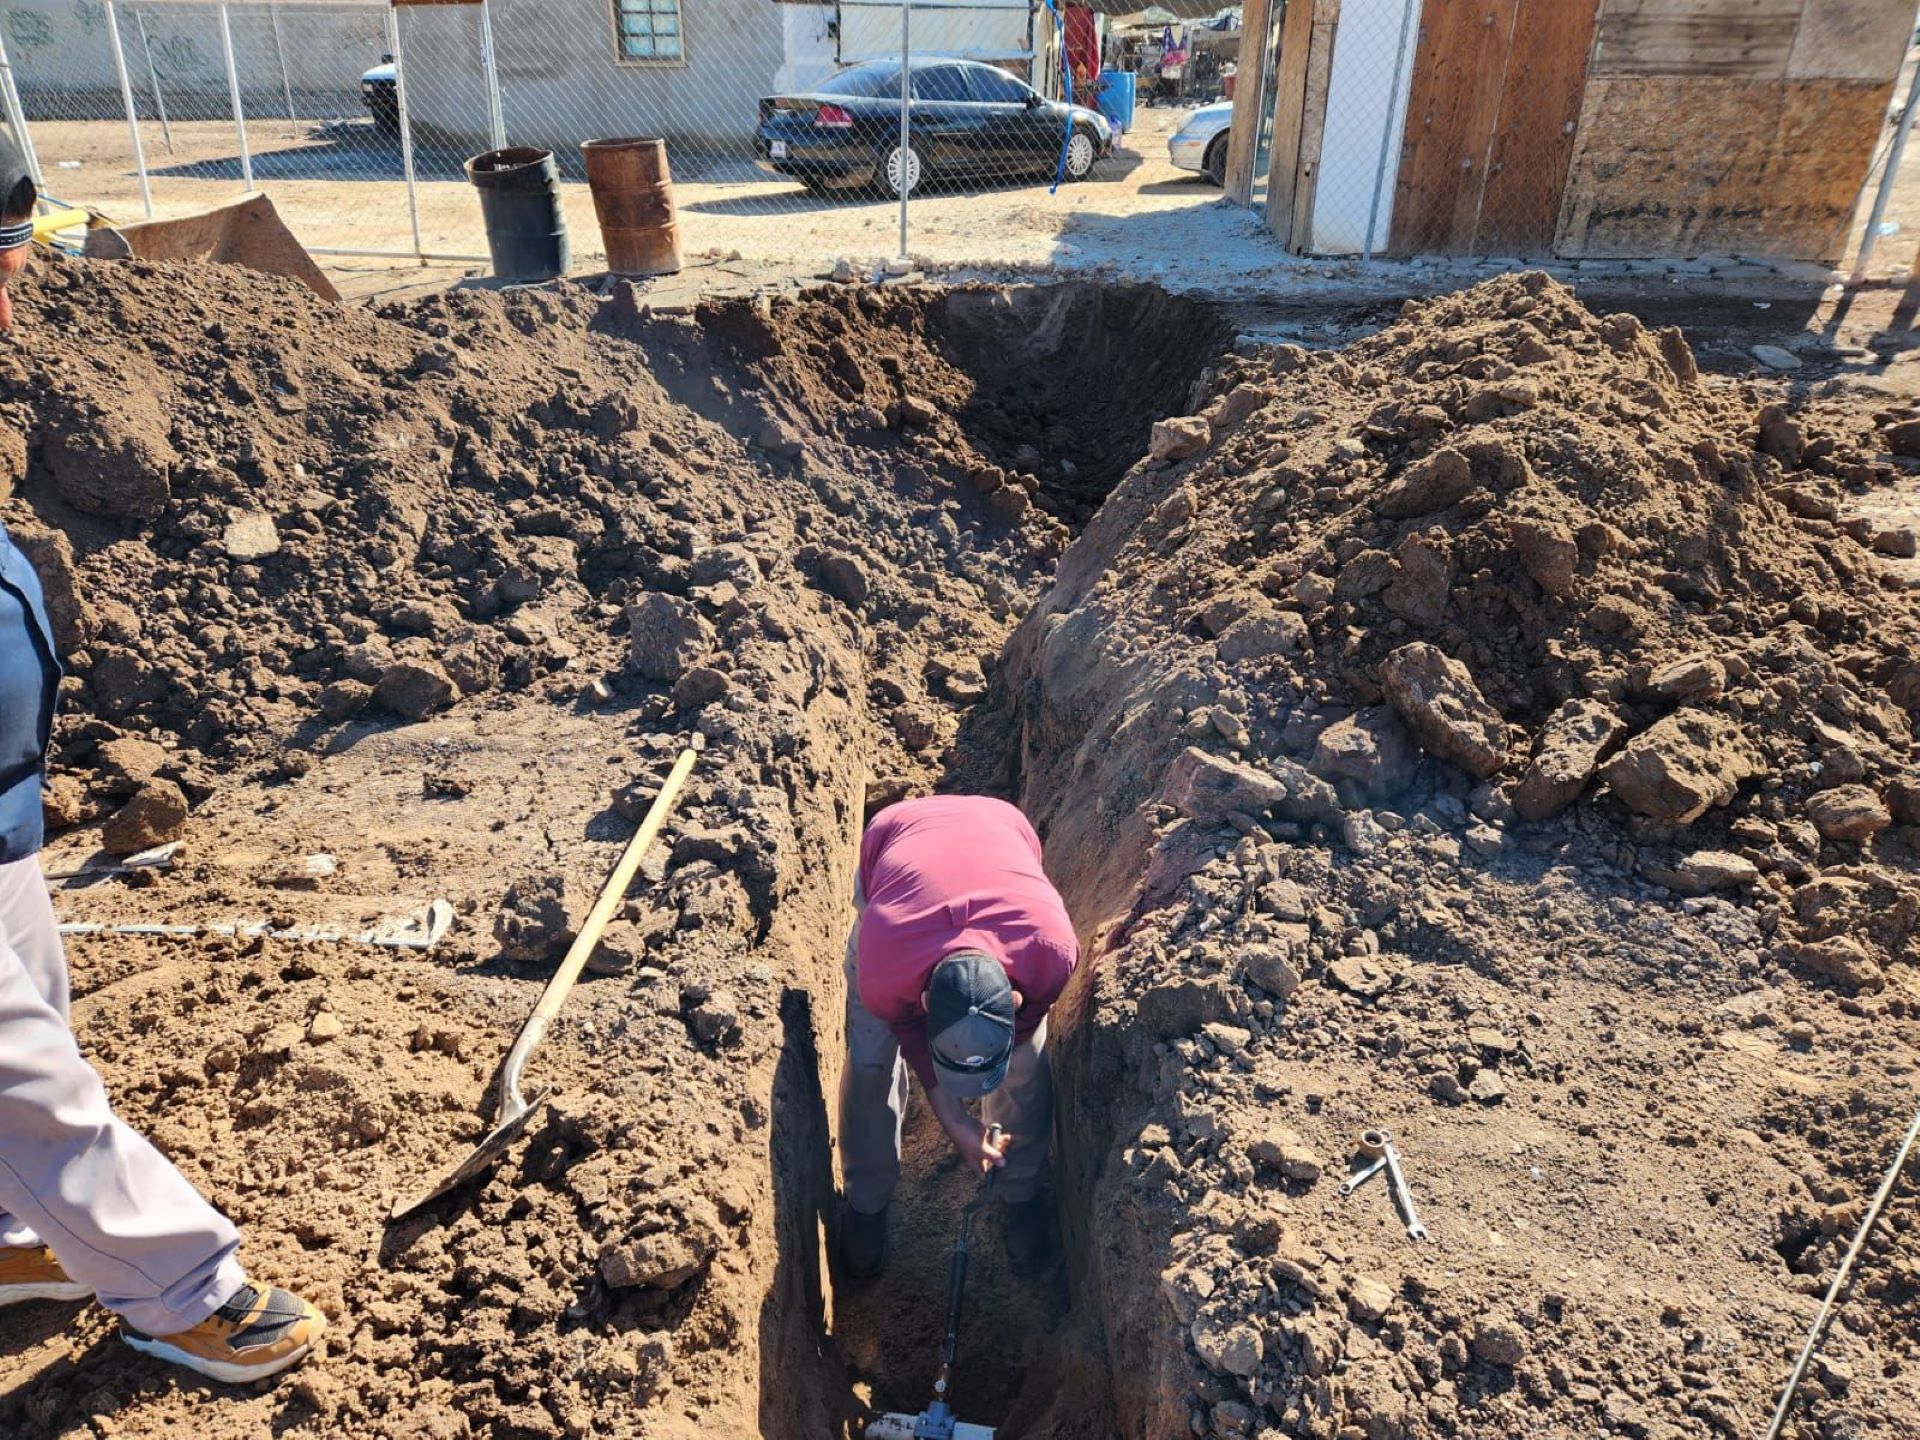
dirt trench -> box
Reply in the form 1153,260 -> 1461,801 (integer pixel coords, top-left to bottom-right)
0,263 -> 1224,1440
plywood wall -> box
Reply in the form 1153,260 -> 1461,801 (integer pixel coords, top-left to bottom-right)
1555,0 -> 1916,259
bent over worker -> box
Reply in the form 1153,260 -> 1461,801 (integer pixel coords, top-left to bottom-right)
0,130 -> 323,1383
839,795 -> 1078,1277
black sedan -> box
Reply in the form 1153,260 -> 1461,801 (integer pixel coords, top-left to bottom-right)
756,59 -> 1114,198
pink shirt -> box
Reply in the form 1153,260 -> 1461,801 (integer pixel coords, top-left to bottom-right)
857,795 -> 1078,1090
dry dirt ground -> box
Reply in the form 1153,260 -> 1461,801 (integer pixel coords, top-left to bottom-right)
0,246 -> 1918,1440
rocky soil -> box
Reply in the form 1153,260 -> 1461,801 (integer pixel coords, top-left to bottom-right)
1,256 -> 1918,1440
989,271 -> 1920,1439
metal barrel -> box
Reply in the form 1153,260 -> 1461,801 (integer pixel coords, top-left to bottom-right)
580,136 -> 683,277
464,146 -> 570,282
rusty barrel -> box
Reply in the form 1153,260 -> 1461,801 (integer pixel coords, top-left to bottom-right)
581,137 -> 683,277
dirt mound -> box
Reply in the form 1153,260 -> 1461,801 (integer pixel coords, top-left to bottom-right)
991,273 -> 1920,1439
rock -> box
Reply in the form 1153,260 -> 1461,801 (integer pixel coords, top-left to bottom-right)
1805,785 -> 1891,842
1468,1071 -> 1509,1105
1327,954 -> 1393,999
101,780 -> 188,856
672,666 -> 730,709
751,414 -> 804,456
1311,707 -> 1418,799
600,1230 -> 715,1291
1512,518 -> 1579,597
1248,1126 -> 1323,1183
1216,607 -> 1309,663
898,393 -> 938,428
820,554 -> 870,608
7,520 -> 94,650
1752,344 -> 1802,371
44,413 -> 174,520
93,737 -> 168,796
1149,415 -> 1211,462
1374,447 -> 1474,519
373,660 -> 457,721
1136,978 -> 1236,1039
1643,849 -> 1760,896
306,1011 -> 343,1044
1191,1317 -> 1263,1379
493,874 -> 574,963
1237,945 -> 1301,999
1473,1316 -> 1528,1367
1514,698 -> 1628,821
1379,642 -> 1508,779
1648,654 -> 1725,703
1599,711 -> 1759,824
687,988 -> 742,1047
1204,383 -> 1268,438
1790,937 -> 1885,992
1160,746 -> 1342,827
1430,1072 -> 1470,1104
1874,527 -> 1918,559
1889,777 -> 1920,826
1382,532 -> 1453,627
221,511 -> 281,561
1886,419 -> 1920,457
627,593 -> 714,681
318,679 -> 372,721
1347,1275 -> 1395,1322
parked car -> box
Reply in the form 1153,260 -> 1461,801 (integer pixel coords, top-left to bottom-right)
361,55 -> 397,133
1168,100 -> 1233,185
756,58 -> 1113,198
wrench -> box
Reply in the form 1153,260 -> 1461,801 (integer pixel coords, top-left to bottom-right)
1338,1154 -> 1388,1196
1380,1135 -> 1429,1242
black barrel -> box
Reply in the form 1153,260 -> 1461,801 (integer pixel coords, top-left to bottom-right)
464,146 -> 570,282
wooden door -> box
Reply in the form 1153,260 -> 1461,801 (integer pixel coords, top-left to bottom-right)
1388,0 -> 1602,256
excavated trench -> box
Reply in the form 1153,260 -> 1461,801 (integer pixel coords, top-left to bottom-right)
722,281 -> 1234,1440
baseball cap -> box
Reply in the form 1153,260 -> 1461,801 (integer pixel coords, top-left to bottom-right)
925,950 -> 1016,1099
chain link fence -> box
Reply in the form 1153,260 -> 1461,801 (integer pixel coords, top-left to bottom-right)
0,0 -> 1251,281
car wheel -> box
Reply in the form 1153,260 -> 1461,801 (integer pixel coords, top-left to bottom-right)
1064,128 -> 1097,182
1204,134 -> 1228,187
881,140 -> 925,198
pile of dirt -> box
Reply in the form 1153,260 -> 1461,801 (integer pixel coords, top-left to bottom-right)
989,272 -> 1920,1439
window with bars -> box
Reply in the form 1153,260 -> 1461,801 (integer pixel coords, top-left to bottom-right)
613,0 -> 684,63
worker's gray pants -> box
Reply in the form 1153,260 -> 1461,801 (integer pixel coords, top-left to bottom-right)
838,897 -> 1052,1213
0,855 -> 244,1335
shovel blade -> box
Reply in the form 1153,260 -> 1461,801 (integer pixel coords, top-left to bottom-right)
389,1089 -> 551,1220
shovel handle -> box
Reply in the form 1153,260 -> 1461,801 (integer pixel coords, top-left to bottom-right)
500,749 -> 698,1089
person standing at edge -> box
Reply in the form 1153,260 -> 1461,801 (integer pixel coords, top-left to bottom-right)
839,794 -> 1079,1277
0,130 -> 325,1383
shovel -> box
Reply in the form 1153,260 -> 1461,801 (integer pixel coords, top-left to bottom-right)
391,748 -> 698,1219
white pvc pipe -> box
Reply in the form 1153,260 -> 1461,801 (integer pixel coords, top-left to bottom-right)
271,5 -> 297,139
479,0 -> 507,149
0,30 -> 42,191
217,3 -> 253,191
387,6 -> 423,264
102,2 -> 153,217
898,0 -> 910,259
133,9 -> 174,156
1853,68 -> 1920,284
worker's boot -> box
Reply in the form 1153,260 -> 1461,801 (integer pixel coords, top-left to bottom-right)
0,1244 -> 91,1306
1002,1195 -> 1053,1273
842,1204 -> 889,1280
121,1281 -> 324,1383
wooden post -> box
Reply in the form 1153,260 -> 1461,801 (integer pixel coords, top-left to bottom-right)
1263,0 -> 1319,245
1287,0 -> 1340,252
1222,0 -> 1275,205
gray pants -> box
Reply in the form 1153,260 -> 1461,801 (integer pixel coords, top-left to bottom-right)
838,900 -> 1052,1212
0,855 -> 244,1335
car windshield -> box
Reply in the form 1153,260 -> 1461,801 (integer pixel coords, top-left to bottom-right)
815,65 -> 902,99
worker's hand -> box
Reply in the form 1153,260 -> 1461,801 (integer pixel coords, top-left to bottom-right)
956,1120 -> 1010,1176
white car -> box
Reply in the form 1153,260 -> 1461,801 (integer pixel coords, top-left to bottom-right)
1168,101 -> 1233,185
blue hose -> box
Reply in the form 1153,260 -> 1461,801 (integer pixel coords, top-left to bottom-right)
1039,0 -> 1073,193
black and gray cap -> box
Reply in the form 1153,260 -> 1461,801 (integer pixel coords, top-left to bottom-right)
925,949 -> 1017,1098
0,128 -> 33,250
